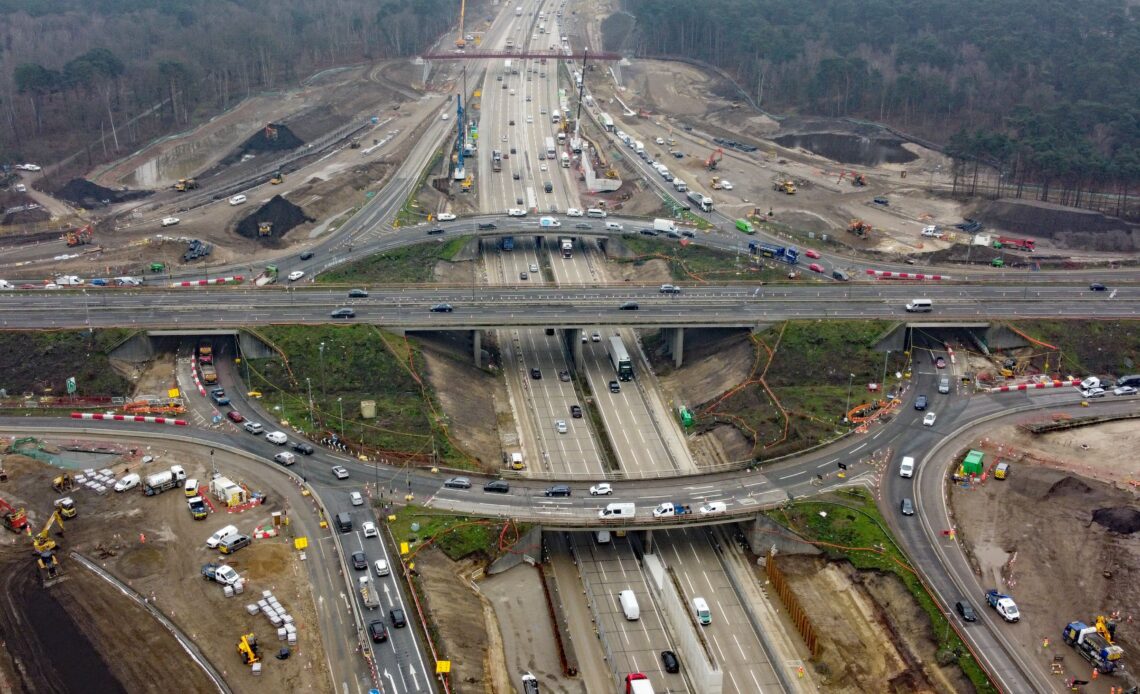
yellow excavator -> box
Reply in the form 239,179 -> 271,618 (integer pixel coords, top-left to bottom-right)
238,634 -> 261,664
33,509 -> 66,554
52,472 -> 75,493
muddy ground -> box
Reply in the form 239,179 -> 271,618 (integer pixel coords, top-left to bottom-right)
949,422 -> 1140,692
0,441 -> 329,694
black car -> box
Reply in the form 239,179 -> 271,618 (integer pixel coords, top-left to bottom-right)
575,223 -> 591,230
900,498 -> 915,516
330,308 -> 356,319
484,480 -> 510,493
544,485 -> 571,497
609,380 -> 621,393
292,441 -> 315,455
477,223 -> 498,230
570,404 -> 582,418
300,251 -> 315,261
427,228 -> 445,235
513,172 -> 521,180
390,608 -> 407,628
348,288 -> 369,298
914,394 -> 928,411
530,368 -> 542,380
619,302 -> 639,310
351,551 -> 367,570
1090,283 -> 1107,291
430,303 -> 454,313
639,229 -> 658,236
368,620 -> 389,642
955,600 -> 977,622
661,650 -> 680,673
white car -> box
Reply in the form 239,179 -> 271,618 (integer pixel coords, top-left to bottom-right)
15,163 -> 41,171
507,208 -> 527,217
265,431 -> 288,444
351,491 -> 364,506
655,137 -> 665,144
1082,387 -> 1107,398
161,216 -> 180,227
228,194 -> 247,205
721,181 -> 733,190
287,270 -> 305,282
115,276 -> 143,286
922,412 -> 937,426
0,280 -> 14,290
699,501 -> 727,515
526,116 -> 533,123
566,208 -> 583,217
540,163 -> 548,171
589,483 -> 613,496
362,521 -> 378,538
14,183 -> 26,192
591,332 -> 601,342
44,283 -> 60,290
114,473 -> 140,492
56,275 -> 83,285
554,419 -> 568,434
1113,386 -> 1137,396
437,212 -> 456,221
374,559 -> 391,577
332,465 -> 350,479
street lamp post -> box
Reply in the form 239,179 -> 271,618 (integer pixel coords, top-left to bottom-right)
318,342 -> 327,404
844,373 -> 855,423
306,377 -> 315,432
338,397 -> 344,440
882,351 -> 891,394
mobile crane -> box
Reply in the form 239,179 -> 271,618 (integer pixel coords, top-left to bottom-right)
455,0 -> 468,49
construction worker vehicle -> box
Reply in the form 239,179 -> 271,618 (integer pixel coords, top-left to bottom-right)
33,509 -> 67,554
53,472 -> 76,493
202,562 -> 241,586
254,265 -> 279,287
64,225 -> 94,247
705,147 -> 724,171
359,575 -> 380,609
1,496 -> 28,532
269,171 -> 283,185
188,496 -> 208,520
54,496 -> 76,519
237,634 -> 261,665
174,178 -> 199,192
993,236 -> 1036,252
985,589 -> 1020,622
143,465 -> 187,496
774,179 -> 796,194
848,219 -> 872,237
1063,619 -> 1124,673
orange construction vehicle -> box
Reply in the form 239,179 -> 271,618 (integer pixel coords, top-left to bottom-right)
848,219 -> 872,237
65,225 -> 93,247
1,496 -> 28,533
705,148 -> 724,171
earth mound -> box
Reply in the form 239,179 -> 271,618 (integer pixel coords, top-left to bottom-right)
1092,506 -> 1140,534
221,123 -> 304,166
54,179 -> 151,209
1043,475 -> 1094,499
234,195 -> 313,243
973,199 -> 1140,251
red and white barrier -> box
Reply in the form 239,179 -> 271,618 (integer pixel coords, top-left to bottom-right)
944,343 -> 956,365
171,275 -> 244,287
190,356 -> 206,396
987,380 -> 1079,393
71,412 -> 187,425
865,269 -> 950,280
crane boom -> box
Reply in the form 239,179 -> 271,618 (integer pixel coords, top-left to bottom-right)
455,0 -> 467,48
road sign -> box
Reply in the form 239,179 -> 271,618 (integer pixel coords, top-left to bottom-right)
66,377 -> 77,394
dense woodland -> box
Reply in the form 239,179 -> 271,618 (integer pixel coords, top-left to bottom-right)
0,0 -> 457,164
625,0 -> 1140,217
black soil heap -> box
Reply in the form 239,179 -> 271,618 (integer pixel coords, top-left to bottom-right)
234,195 -> 313,243
1092,507 -> 1140,534
222,124 -> 304,165
55,179 -> 151,209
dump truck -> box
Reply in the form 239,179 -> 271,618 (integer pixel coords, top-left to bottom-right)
200,364 -> 217,385
174,178 -> 199,192
652,502 -> 692,518
1063,621 -> 1124,673
144,465 -> 187,496
985,590 -> 1020,622
188,496 -> 208,520
359,575 -> 380,609
254,265 -> 279,287
774,179 -> 796,194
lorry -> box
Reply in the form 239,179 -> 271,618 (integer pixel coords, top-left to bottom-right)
359,574 -> 380,609
652,218 -> 677,234
671,179 -> 687,192
501,236 -> 515,251
560,238 -> 573,258
201,364 -> 217,385
625,673 -> 655,694
492,150 -> 502,172
254,265 -> 278,286
143,465 -> 187,496
749,241 -> 800,265
560,151 -> 570,168
687,190 -> 713,212
544,137 -> 556,158
1062,621 -> 1125,673
993,236 -> 1036,252
618,589 -> 640,620
985,590 -> 1020,622
652,502 -> 692,518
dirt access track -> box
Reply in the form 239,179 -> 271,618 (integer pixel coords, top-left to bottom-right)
0,437 -> 331,694
950,420 -> 1140,693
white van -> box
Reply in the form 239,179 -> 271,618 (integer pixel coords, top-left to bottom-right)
598,502 -> 636,519
693,597 -> 712,625
595,530 -> 611,544
899,456 -> 915,478
586,208 -> 607,218
265,431 -> 288,445
206,524 -> 240,548
905,299 -> 933,312
618,589 -> 640,620
273,451 -> 296,466
605,221 -> 623,231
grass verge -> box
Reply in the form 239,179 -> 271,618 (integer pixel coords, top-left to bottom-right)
0,328 -> 133,398
615,235 -> 798,283
766,490 -> 996,693
1014,320 -> 1140,376
388,504 -> 532,562
316,236 -> 471,284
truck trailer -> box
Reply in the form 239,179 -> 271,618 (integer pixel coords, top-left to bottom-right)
143,465 -> 187,496
560,238 -> 573,258
686,190 -> 713,212
359,575 -> 380,609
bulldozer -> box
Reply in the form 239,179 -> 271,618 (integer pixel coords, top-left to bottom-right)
65,225 -> 94,247
269,171 -> 284,185
848,219 -> 872,237
36,549 -> 62,583
258,222 -> 273,237
238,634 -> 261,665
774,179 -> 797,195
174,178 -> 199,192
33,509 -> 66,554
52,473 -> 75,493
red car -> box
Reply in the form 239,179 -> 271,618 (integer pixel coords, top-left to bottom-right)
804,249 -> 821,259
227,410 -> 245,423
808,263 -> 824,273
935,357 -> 947,369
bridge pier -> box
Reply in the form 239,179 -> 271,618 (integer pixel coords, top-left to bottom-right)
472,329 -> 482,368
662,327 -> 684,368
568,328 -> 584,367
643,528 -> 654,554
